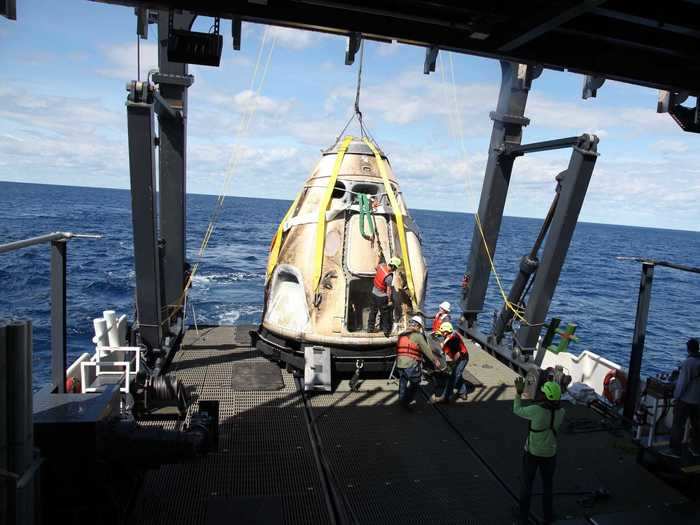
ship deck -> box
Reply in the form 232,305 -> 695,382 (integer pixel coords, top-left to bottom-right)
129,325 -> 697,524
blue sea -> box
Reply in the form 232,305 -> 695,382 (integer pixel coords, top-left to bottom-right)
1,181 -> 698,388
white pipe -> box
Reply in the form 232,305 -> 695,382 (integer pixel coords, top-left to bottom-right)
92,318 -> 109,347
103,310 -> 121,347
116,314 -> 127,346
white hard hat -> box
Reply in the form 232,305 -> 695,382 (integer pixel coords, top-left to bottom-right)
409,315 -> 424,328
439,301 -> 451,312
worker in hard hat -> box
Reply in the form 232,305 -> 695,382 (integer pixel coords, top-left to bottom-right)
396,315 -> 441,408
513,377 -> 566,525
368,256 -> 402,336
431,301 -> 451,333
430,322 -> 470,403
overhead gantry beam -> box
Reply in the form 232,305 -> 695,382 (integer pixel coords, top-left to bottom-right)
592,6 -> 700,39
93,0 -> 700,94
497,0 -> 607,52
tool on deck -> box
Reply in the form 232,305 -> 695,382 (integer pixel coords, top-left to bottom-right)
349,359 -> 364,391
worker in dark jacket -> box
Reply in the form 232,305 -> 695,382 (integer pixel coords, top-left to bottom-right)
661,338 -> 700,458
396,315 -> 440,408
513,377 -> 566,525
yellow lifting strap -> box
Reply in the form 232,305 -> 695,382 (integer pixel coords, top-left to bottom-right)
311,135 -> 354,293
266,190 -> 303,281
362,138 -> 417,306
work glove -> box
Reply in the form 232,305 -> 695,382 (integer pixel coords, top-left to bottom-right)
514,377 -> 525,395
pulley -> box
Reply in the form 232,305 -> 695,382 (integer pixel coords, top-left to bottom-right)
167,11 -> 223,66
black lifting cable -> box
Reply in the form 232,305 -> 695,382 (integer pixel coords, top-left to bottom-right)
353,40 -> 366,138
295,377 -> 358,525
335,40 -> 378,145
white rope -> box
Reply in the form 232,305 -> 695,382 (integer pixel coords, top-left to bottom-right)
443,52 -> 532,325
165,27 -> 278,322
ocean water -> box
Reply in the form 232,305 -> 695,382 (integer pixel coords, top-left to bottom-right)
1,181 -> 698,388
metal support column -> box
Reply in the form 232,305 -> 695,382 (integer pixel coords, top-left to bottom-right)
155,11 -> 195,337
4,321 -> 37,525
0,0 -> 16,20
1,323 -> 7,525
492,255 -> 539,344
517,135 -> 599,361
50,240 -> 67,393
624,262 -> 654,420
127,82 -> 162,351
492,188 -> 560,343
461,61 -> 539,326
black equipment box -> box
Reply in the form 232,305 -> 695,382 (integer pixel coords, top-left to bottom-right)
645,376 -> 675,399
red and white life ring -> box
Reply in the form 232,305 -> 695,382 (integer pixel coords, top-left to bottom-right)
603,369 -> 626,405
65,376 -> 81,393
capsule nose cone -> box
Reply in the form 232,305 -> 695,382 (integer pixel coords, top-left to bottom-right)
322,137 -> 386,158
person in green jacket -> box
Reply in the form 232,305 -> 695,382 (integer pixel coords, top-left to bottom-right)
513,377 -> 566,525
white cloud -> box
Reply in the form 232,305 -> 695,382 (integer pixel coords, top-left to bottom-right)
324,72 -> 499,137
233,90 -> 288,114
528,95 -> 678,135
96,41 -> 158,80
227,54 -> 253,67
375,41 -> 400,57
650,139 -> 689,155
267,26 -> 322,50
324,69 -> 681,142
199,88 -> 294,116
0,85 -> 121,136
2,36 -> 699,231
286,118 -> 348,146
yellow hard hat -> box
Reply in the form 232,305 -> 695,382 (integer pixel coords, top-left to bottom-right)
389,256 -> 402,268
439,322 -> 454,334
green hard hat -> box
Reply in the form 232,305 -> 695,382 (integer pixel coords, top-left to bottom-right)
541,381 -> 561,401
389,256 -> 402,268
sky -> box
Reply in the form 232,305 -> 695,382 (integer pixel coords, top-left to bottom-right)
1,1 -> 699,231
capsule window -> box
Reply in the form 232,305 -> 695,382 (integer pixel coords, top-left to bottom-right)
332,180 -> 346,199
352,183 -> 379,195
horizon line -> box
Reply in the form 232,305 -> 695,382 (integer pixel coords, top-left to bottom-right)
1,178 -> 698,235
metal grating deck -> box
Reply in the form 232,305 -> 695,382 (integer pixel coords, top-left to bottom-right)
308,381 -> 516,524
431,341 -> 688,522
129,326 -> 330,525
128,325 -> 693,525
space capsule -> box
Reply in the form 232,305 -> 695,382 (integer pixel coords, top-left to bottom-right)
256,136 -> 427,372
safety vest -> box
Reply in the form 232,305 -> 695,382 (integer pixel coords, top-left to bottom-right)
527,407 -> 560,454
442,332 -> 467,360
432,311 -> 449,332
373,264 -> 391,293
397,334 -> 422,361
